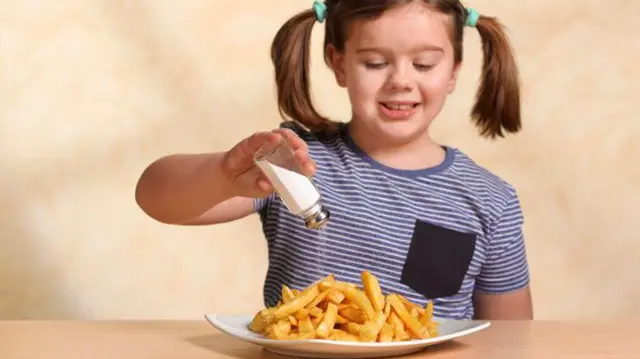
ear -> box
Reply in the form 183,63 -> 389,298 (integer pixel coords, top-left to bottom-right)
326,44 -> 347,88
447,62 -> 461,93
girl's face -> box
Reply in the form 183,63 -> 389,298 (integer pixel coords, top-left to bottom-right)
328,3 -> 460,147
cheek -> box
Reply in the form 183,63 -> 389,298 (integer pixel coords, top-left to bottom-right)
422,68 -> 455,95
347,68 -> 383,101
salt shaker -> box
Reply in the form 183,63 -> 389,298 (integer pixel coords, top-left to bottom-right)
254,137 -> 330,229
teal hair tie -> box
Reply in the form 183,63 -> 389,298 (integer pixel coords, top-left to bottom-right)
464,8 -> 480,27
312,0 -> 327,23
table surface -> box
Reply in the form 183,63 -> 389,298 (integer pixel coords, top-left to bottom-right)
1,320 -> 638,358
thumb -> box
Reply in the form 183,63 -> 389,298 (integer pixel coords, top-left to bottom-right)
225,131 -> 281,174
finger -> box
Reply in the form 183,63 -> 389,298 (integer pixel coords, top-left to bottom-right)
302,160 -> 317,177
244,131 -> 282,154
257,176 -> 273,193
295,151 -> 317,177
225,132 -> 281,175
273,128 -> 308,152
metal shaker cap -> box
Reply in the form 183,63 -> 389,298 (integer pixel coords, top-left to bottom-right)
304,205 -> 330,229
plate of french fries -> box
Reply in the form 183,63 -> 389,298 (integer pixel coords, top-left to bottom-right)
205,271 -> 490,358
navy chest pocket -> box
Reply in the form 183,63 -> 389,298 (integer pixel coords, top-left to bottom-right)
400,220 -> 476,299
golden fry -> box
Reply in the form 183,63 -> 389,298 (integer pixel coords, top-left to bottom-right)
281,285 -> 295,304
378,322 -> 394,342
386,294 -> 430,339
247,271 -> 439,343
361,271 -> 385,312
316,302 -> 339,339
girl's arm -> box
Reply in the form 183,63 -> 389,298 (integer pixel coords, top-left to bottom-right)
473,191 -> 533,320
134,129 -> 315,226
474,286 -> 533,320
134,152 -> 254,225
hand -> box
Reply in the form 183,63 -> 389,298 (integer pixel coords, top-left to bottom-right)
221,128 -> 317,198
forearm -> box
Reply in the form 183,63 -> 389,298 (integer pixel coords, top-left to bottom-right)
473,286 -> 533,320
135,152 -> 236,224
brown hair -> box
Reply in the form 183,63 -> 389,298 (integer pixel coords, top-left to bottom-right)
270,0 -> 521,139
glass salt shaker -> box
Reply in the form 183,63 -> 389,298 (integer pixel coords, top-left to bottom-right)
254,137 -> 330,229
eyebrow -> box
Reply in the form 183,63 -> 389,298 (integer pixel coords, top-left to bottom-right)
356,45 -> 444,54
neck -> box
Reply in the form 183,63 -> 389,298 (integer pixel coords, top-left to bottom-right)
346,122 -> 446,171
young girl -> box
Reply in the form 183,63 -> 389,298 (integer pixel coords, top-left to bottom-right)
135,0 -> 533,321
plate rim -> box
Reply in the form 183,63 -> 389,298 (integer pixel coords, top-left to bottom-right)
204,313 -> 491,348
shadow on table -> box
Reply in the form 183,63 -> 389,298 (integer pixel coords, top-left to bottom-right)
185,334 -> 470,358
185,334 -> 289,358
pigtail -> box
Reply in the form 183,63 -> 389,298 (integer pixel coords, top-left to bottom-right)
270,9 -> 337,133
471,15 -> 522,139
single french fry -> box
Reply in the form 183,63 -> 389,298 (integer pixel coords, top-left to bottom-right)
281,285 -> 296,304
361,271 -> 385,312
316,303 -> 339,339
378,323 -> 394,342
420,301 -> 433,325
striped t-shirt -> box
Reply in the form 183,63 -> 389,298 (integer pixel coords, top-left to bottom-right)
254,121 -> 530,320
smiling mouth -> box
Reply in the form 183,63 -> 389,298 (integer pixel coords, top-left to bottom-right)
380,102 -> 420,110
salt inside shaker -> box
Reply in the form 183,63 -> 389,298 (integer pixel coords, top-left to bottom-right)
254,137 -> 330,229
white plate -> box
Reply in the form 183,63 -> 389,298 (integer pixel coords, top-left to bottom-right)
204,313 -> 490,358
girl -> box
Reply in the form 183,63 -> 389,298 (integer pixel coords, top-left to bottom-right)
135,0 -> 533,320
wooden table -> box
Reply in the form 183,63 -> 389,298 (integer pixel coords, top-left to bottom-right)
1,320 -> 637,358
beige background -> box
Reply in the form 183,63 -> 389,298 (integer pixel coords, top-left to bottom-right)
1,0 -> 638,320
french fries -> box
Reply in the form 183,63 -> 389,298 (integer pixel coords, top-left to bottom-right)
247,271 -> 439,342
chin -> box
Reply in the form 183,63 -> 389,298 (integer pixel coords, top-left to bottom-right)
370,120 -> 430,146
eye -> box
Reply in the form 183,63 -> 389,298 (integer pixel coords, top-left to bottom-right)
414,64 -> 434,71
364,62 -> 387,69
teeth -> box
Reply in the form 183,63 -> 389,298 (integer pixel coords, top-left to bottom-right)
384,104 -> 414,110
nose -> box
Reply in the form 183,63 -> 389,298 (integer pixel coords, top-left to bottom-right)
386,64 -> 413,92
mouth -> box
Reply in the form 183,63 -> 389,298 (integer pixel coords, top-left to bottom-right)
378,102 -> 421,120
380,102 -> 420,111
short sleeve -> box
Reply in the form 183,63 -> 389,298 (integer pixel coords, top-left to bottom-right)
253,195 -> 274,214
475,191 -> 530,294
253,197 -> 267,212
